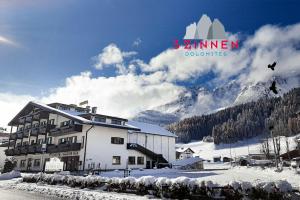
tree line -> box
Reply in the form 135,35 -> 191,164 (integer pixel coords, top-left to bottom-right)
168,87 -> 300,144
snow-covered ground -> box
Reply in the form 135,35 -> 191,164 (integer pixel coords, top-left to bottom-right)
0,164 -> 299,199
176,134 -> 299,161
0,178 -> 157,200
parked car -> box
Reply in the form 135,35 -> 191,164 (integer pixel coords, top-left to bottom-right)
291,157 -> 300,168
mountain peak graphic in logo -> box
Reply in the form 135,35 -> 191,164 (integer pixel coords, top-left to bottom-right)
184,14 -> 227,40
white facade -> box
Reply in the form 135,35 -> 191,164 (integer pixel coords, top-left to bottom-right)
8,102 -> 176,172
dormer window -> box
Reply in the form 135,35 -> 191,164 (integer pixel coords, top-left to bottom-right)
94,116 -> 106,123
111,119 -> 122,125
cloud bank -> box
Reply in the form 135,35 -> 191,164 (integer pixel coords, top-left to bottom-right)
1,22 -> 300,128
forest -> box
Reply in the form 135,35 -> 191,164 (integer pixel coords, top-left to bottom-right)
168,87 -> 300,144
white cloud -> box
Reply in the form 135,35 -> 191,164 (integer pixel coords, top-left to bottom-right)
93,43 -> 137,73
0,35 -> 18,46
41,71 -> 184,118
1,22 -> 300,129
0,93 -> 35,129
132,38 -> 142,47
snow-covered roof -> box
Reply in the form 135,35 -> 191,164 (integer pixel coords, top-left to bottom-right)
176,147 -> 195,153
172,157 -> 203,166
127,120 -> 177,137
9,101 -> 140,131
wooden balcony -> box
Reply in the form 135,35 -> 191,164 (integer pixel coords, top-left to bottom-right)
9,133 -> 17,140
33,111 -> 49,121
31,127 -> 39,136
49,124 -> 82,136
20,146 -> 28,154
23,129 -> 30,138
5,149 -> 15,156
19,117 -> 25,124
28,145 -> 36,154
16,131 -> 23,139
47,143 -> 81,153
25,116 -> 33,123
14,147 -> 21,155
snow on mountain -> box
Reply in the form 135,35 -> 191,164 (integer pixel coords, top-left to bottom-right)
234,75 -> 300,105
133,75 -> 300,126
132,110 -> 179,126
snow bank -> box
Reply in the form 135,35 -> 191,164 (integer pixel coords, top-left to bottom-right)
20,173 -> 296,199
0,170 -> 21,180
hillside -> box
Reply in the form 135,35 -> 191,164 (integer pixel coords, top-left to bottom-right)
168,87 -> 300,143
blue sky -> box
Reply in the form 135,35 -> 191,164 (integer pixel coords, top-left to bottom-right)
1,0 -> 300,96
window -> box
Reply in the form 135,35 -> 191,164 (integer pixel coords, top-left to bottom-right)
47,137 -> 52,144
111,119 -> 122,125
59,136 -> 77,144
137,157 -> 144,165
23,141 -> 29,146
94,116 -> 106,123
61,120 -> 73,127
34,159 -> 40,167
38,139 -> 43,144
112,156 -> 121,165
59,138 -> 66,144
40,121 -> 47,126
20,160 -> 26,168
31,140 -> 35,145
81,136 -> 85,148
48,119 -> 55,125
128,156 -> 135,165
111,137 -> 124,144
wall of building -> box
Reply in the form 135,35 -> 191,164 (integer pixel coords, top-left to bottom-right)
128,132 -> 176,163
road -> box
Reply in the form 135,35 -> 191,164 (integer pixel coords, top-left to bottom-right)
0,188 -> 64,200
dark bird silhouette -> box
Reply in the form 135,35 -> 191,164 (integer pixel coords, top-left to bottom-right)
269,81 -> 278,94
268,62 -> 276,70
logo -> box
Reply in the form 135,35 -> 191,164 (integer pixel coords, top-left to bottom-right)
174,14 -> 239,56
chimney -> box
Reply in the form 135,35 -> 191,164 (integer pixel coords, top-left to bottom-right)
91,107 -> 97,114
86,106 -> 91,113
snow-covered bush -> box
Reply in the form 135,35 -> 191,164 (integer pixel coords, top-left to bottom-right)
21,173 -> 295,199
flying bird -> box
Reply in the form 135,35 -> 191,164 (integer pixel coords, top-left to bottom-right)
268,62 -> 276,70
269,81 -> 278,94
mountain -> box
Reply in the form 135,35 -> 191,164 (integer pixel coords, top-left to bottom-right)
133,75 -> 300,126
168,87 -> 300,143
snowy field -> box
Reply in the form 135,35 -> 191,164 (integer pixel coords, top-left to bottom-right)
176,134 -> 299,161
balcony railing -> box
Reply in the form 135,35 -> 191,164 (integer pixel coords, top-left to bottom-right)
27,144 -> 43,154
16,131 -> 23,139
25,116 -> 33,123
9,133 -> 17,140
31,127 -> 39,136
14,147 -> 21,155
23,129 -> 30,137
47,143 -> 81,153
19,117 -> 25,124
49,124 -> 82,136
20,146 -> 28,154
